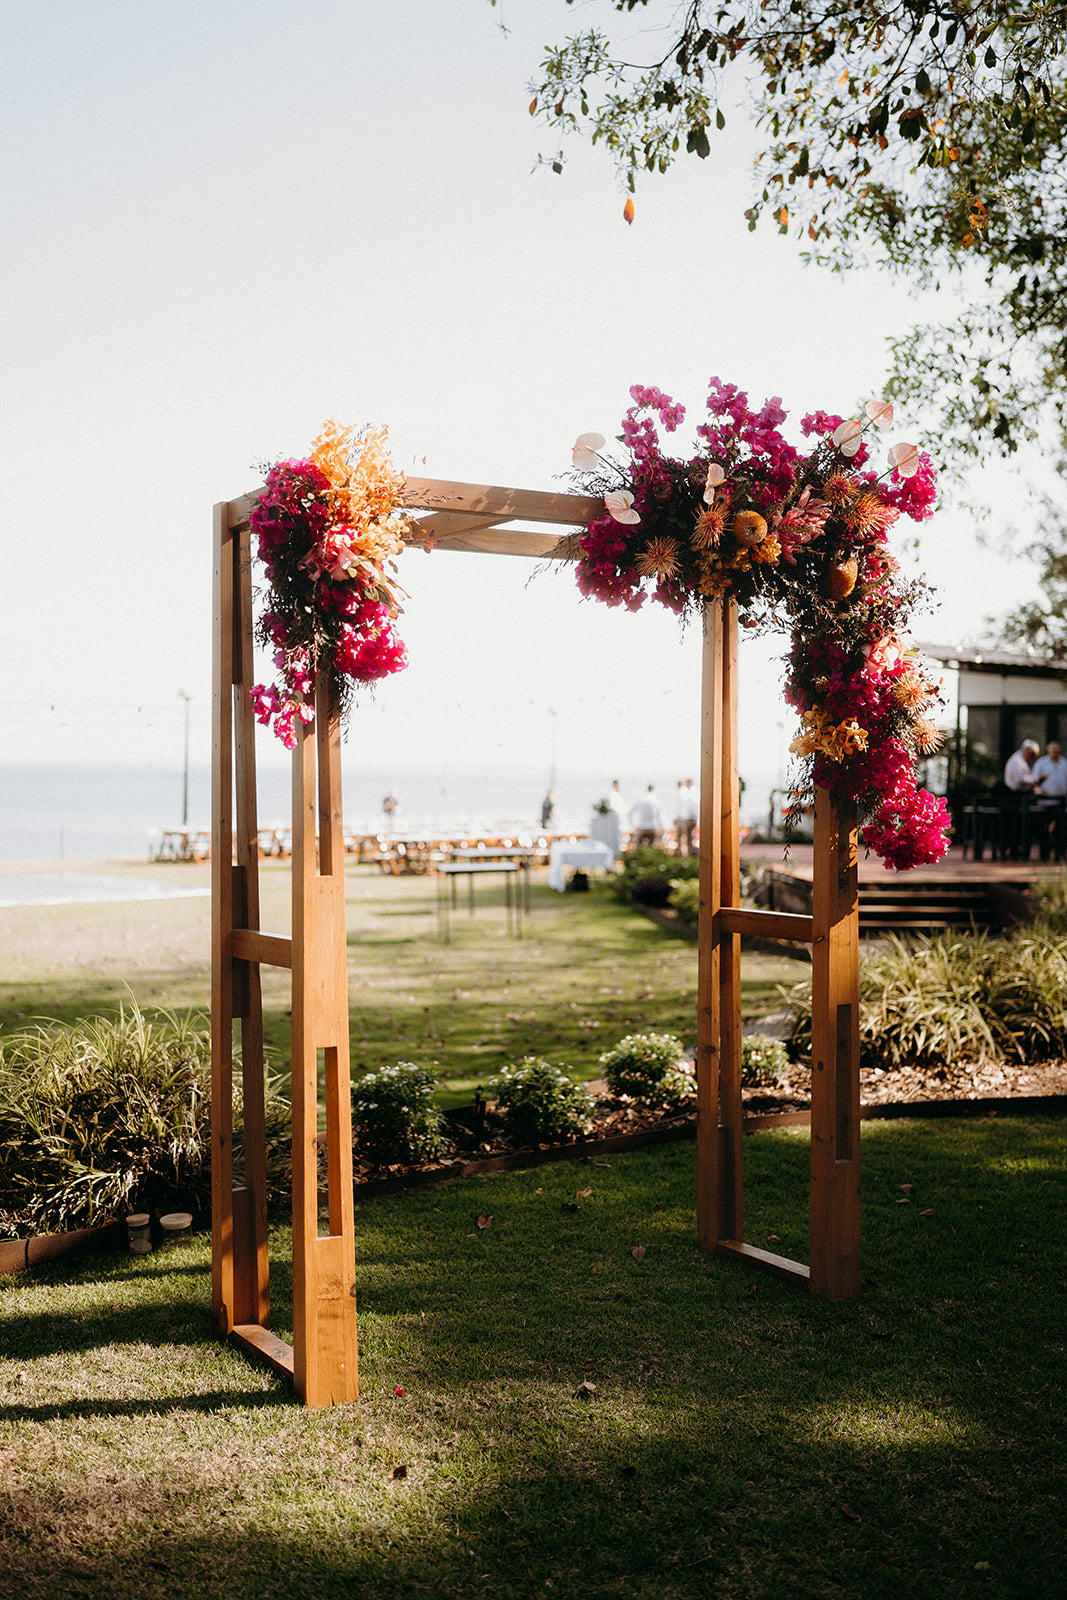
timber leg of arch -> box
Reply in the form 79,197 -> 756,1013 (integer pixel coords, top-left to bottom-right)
695,597 -> 861,1298
212,498 -> 358,1405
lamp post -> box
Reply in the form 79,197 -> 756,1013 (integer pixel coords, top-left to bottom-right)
179,691 -> 191,826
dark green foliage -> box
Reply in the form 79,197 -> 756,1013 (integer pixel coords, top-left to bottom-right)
741,1033 -> 789,1087
667,876 -> 699,924
351,1062 -> 448,1166
488,1057 -> 594,1142
616,847 -> 699,907
0,1004 -> 289,1238
598,1031 -> 694,1102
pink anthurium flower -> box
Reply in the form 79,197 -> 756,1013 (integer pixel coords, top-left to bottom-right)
865,399 -> 895,430
604,489 -> 641,525
888,442 -> 921,477
572,432 -> 606,470
703,462 -> 726,503
832,418 -> 863,457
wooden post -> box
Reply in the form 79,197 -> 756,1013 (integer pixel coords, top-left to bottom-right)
290,676 -> 359,1406
696,598 -> 744,1253
809,787 -> 861,1298
211,502 -> 237,1340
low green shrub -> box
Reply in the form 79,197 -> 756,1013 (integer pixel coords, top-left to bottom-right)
668,877 -> 700,924
598,1032 -> 694,1102
616,847 -> 700,906
780,929 -> 1067,1070
488,1058 -> 594,1143
0,1004 -> 289,1238
741,1034 -> 789,1087
351,1063 -> 448,1165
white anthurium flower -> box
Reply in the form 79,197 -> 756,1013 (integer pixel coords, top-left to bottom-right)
604,489 -> 641,525
888,442 -> 921,477
832,418 -> 863,456
865,399 -> 894,429
572,431 -> 606,469
703,462 -> 726,503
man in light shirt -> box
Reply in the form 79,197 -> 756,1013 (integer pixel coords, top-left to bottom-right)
674,777 -> 698,856
630,785 -> 662,848
1030,741 -> 1067,859
1004,739 -> 1040,792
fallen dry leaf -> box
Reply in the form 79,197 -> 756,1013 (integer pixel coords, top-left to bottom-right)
895,1198 -> 911,1206
631,1244 -> 647,1261
477,1214 -> 493,1229
583,1359 -> 600,1371
900,1183 -> 914,1194
576,1187 -> 593,1200
840,1503 -> 861,1522
466,1231 -> 479,1239
920,1208 -> 935,1217
575,1380 -> 597,1401
391,1464 -> 408,1480
767,1234 -> 782,1244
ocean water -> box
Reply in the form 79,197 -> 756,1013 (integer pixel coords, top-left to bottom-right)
0,762 -> 781,862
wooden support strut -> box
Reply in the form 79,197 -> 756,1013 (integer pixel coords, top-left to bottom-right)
696,597 -> 861,1298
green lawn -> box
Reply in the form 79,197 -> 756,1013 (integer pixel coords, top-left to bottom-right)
0,863 -> 801,1105
1,1115 -> 1064,1599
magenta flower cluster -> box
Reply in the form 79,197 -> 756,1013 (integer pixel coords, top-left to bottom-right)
248,457 -> 407,749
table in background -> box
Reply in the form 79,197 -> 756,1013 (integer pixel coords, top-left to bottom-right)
448,846 -> 537,911
435,860 -> 524,941
548,837 -> 617,892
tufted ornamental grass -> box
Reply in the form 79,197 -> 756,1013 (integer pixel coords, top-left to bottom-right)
782,929 -> 1067,1070
0,1004 -> 289,1239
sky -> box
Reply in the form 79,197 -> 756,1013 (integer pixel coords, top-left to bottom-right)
0,0 -> 1048,824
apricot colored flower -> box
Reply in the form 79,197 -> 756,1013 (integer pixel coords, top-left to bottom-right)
832,418 -> 863,456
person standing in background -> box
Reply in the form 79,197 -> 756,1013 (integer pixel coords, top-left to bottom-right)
630,785 -> 662,849
674,777 -> 698,856
540,790 -> 555,831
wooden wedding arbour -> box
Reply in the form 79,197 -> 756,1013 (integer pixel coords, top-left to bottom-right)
212,477 -> 860,1407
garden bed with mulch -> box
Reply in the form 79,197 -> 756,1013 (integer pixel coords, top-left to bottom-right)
348,1064 -> 1067,1198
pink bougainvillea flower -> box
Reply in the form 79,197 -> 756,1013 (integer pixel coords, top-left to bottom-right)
572,432 -> 606,470
888,442 -> 921,478
865,399 -> 895,430
604,489 -> 641,525
832,419 -> 864,457
394,1385 -> 406,1397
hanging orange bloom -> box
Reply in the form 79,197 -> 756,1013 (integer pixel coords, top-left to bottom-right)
693,506 -> 726,549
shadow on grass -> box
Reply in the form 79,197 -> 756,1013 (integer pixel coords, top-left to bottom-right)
1,1121 -> 1063,1598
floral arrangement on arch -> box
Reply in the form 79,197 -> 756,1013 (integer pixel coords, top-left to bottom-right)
249,422 -> 412,748
568,381 -> 949,871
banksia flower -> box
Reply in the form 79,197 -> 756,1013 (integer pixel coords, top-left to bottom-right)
637,536 -> 681,581
846,490 -> 894,539
732,509 -> 768,547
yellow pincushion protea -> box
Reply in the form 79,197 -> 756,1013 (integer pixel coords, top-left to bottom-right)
789,709 -> 869,762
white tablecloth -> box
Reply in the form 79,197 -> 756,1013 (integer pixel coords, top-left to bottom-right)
548,838 -> 617,892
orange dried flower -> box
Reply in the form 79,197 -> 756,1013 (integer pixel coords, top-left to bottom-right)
732,509 -> 768,546
637,536 -> 681,581
693,506 -> 726,549
822,472 -> 855,507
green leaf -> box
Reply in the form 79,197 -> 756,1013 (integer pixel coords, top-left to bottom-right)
716,107 -> 725,131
